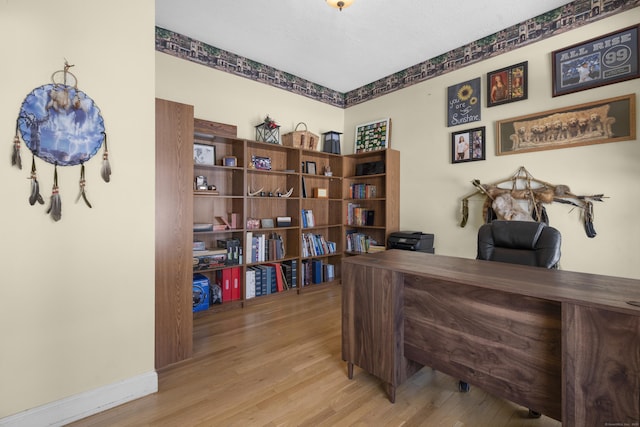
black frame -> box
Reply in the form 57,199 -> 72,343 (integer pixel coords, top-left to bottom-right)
552,24 -> 639,97
487,62 -> 528,107
452,126 -> 486,164
305,161 -> 317,175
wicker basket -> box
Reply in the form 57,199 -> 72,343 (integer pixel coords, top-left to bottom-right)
282,122 -> 319,150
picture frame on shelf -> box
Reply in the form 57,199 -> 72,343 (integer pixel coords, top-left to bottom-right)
355,118 -> 391,153
223,155 -> 237,167
260,218 -> 275,228
305,161 -> 317,175
314,188 -> 328,198
487,62 -> 528,107
552,25 -> 639,97
252,155 -> 272,170
451,126 -> 486,164
194,143 -> 215,166
496,94 -> 636,155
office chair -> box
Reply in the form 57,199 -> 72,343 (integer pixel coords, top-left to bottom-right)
476,220 -> 561,269
458,220 -> 561,418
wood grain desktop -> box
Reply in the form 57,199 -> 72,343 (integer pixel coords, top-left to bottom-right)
342,250 -> 640,427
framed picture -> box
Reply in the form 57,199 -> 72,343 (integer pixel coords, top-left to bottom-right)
487,62 -> 528,107
552,25 -> 639,97
452,126 -> 485,164
252,155 -> 271,170
194,143 -> 215,165
496,93 -> 636,156
223,155 -> 237,167
260,218 -> 274,228
305,161 -> 317,175
355,118 -> 391,153
447,78 -> 481,127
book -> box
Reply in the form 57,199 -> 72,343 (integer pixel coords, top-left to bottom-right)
282,260 -> 297,288
266,263 -> 284,292
246,231 -> 253,263
312,259 -> 323,284
245,268 -> 256,299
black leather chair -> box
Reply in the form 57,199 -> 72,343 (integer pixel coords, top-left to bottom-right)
458,220 -> 561,418
476,220 -> 561,269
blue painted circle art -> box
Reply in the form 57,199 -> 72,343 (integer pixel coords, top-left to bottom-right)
17,84 -> 105,166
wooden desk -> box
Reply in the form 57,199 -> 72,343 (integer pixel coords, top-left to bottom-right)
341,250 -> 640,427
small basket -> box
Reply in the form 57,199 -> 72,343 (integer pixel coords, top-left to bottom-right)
282,122 -> 319,150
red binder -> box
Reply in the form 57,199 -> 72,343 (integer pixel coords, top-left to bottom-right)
217,268 -> 232,303
231,267 -> 241,300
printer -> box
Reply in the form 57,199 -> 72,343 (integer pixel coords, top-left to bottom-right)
388,231 -> 435,253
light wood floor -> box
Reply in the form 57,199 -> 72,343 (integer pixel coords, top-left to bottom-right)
70,285 -> 562,427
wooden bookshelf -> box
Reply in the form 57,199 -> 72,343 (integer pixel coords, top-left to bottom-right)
342,149 -> 400,255
155,101 -> 400,367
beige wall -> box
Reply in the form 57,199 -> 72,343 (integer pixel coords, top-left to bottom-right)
0,0 -> 156,419
345,9 -> 640,278
156,54 -> 345,142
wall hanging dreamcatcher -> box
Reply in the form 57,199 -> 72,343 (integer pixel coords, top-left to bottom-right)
11,61 -> 111,221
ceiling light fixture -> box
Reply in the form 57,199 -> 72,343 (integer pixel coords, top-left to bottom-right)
326,0 -> 354,11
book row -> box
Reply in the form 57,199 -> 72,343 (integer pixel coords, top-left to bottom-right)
300,259 -> 336,286
301,232 -> 337,258
346,203 -> 375,226
349,183 -> 377,199
345,230 -> 380,253
245,231 -> 285,263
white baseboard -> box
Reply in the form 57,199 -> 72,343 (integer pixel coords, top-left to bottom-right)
0,371 -> 158,427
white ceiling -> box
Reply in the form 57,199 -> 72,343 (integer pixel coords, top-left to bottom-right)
156,0 -> 573,93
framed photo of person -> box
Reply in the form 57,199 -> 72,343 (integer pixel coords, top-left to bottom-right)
487,62 -> 528,107
194,143 -> 215,166
451,126 -> 486,164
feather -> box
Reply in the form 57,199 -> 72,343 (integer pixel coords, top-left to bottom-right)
47,191 -> 62,221
28,157 -> 44,205
12,118 -> 22,169
12,135 -> 22,169
460,199 -> 468,228
76,164 -> 92,208
100,132 -> 111,183
46,166 -> 62,221
101,157 -> 111,183
29,178 -> 44,205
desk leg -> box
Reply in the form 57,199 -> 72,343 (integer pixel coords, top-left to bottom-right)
384,383 -> 396,404
347,362 -> 353,379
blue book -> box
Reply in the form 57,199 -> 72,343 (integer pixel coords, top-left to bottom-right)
312,259 -> 323,284
249,267 -> 259,297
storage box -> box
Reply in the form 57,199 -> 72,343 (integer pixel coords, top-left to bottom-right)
193,274 -> 210,312
282,122 -> 319,150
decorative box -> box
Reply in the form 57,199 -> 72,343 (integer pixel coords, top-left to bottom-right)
193,274 -> 210,312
